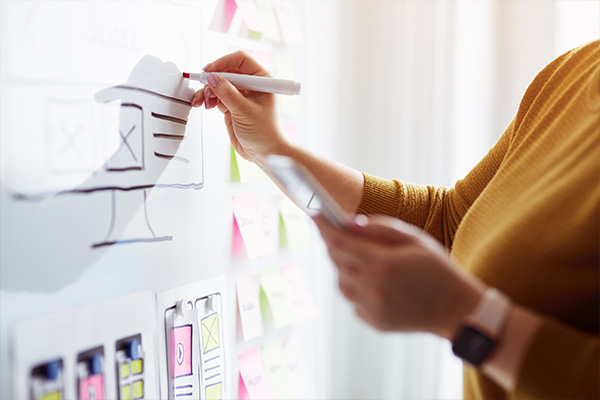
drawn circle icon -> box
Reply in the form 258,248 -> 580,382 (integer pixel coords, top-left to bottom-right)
176,343 -> 184,365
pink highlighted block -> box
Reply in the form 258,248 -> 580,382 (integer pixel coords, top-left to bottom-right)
171,325 -> 193,378
80,374 -> 104,400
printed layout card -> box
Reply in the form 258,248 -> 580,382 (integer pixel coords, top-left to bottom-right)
155,277 -> 228,400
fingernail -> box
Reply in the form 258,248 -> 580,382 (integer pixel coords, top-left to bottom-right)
351,214 -> 368,227
202,62 -> 213,71
206,73 -> 219,87
204,87 -> 211,109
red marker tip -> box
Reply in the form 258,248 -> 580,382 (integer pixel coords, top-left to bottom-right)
182,72 -> 190,78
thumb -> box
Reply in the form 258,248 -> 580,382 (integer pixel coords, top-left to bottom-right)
348,215 -> 418,246
206,73 -> 249,112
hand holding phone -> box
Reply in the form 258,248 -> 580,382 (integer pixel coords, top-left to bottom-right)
264,155 -> 350,229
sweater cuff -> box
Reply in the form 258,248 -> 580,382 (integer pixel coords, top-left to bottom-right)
514,317 -> 599,399
356,173 -> 402,217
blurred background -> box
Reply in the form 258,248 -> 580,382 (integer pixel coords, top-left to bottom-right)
304,1 -> 599,398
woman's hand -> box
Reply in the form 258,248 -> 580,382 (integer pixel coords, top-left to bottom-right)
313,214 -> 486,339
191,51 -> 289,164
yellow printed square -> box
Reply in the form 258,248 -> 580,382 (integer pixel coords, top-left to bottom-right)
120,362 -> 130,379
120,384 -> 131,400
205,382 -> 222,400
132,380 -> 144,399
131,359 -> 143,375
38,391 -> 61,400
201,313 -> 220,353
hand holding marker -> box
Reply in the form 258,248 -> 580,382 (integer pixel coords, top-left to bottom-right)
183,71 -> 301,96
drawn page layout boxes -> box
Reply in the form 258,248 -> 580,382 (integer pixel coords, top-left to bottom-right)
11,291 -> 158,400
156,276 -> 229,400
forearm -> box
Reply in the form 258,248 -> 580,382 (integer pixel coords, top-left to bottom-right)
257,140 -> 365,214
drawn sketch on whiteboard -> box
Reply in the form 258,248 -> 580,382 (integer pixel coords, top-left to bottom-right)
13,55 -> 204,249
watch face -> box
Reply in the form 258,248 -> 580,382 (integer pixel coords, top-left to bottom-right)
452,326 -> 495,366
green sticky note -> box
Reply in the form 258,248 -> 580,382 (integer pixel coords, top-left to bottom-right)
230,145 -> 268,183
279,198 -> 309,251
259,267 -> 294,329
230,146 -> 241,182
261,341 -> 292,399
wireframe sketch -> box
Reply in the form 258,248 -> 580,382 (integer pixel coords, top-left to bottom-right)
12,55 -> 204,249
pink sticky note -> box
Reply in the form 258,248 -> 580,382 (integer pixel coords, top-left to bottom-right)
281,263 -> 319,323
232,217 -> 246,256
238,347 -> 274,399
281,122 -> 296,141
235,0 -> 264,32
80,374 -> 104,400
209,0 -> 238,32
171,325 -> 193,377
232,194 -> 269,258
238,373 -> 250,400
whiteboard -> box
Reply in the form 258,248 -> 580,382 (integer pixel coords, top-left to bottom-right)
1,1 -> 319,399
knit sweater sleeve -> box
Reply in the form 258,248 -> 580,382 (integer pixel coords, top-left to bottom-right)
355,118 -> 514,248
513,317 -> 599,399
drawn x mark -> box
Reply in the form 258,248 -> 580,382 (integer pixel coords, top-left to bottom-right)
117,125 -> 138,161
59,122 -> 83,159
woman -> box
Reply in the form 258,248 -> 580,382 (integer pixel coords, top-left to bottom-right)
192,40 -> 599,399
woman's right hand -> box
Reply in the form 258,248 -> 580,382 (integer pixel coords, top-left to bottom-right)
191,51 -> 289,164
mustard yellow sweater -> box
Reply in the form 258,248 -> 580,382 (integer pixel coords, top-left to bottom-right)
356,41 -> 600,399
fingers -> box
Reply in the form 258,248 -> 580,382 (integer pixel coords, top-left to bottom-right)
313,215 -> 375,270
205,73 -> 250,114
347,214 -> 421,246
204,50 -> 270,77
191,89 -> 205,108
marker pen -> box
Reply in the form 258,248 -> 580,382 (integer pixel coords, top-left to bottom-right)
182,71 -> 301,95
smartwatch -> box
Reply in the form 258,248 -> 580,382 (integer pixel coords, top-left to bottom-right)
452,288 -> 512,367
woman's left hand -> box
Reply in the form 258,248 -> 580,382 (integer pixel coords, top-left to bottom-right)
313,214 -> 486,339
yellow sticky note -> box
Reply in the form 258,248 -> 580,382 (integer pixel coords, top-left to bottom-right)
274,54 -> 299,116
279,197 -> 310,251
261,341 -> 292,399
255,0 -> 281,43
260,267 -> 294,329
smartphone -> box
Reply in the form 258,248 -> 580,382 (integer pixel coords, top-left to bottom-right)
264,155 -> 350,229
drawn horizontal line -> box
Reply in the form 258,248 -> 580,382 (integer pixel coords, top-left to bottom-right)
91,236 -> 173,249
175,393 -> 193,398
205,365 -> 220,372
175,385 -> 193,389
151,112 -> 187,125
107,166 -> 143,172
13,183 -> 204,200
204,355 -> 220,364
154,133 -> 185,140
205,373 -> 220,381
154,152 -> 189,164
